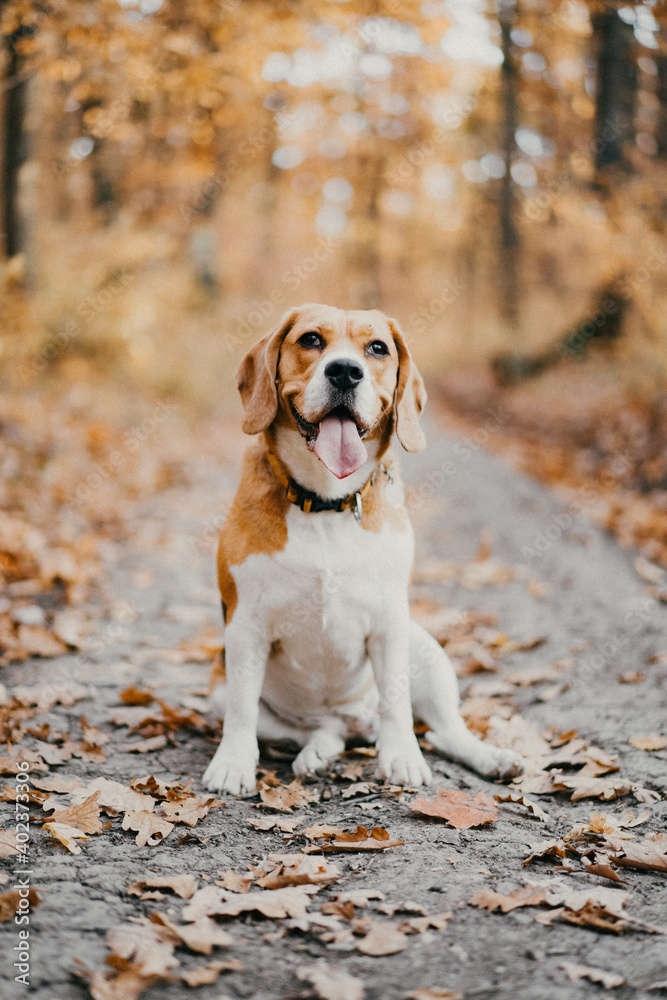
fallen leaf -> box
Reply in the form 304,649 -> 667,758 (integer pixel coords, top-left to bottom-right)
629,735 -> 667,752
398,912 -> 451,934
0,888 -> 41,922
69,777 -> 155,816
106,921 -> 179,977
618,671 -> 644,684
216,870 -> 254,894
495,792 -> 551,823
150,912 -> 232,954
356,921 -> 407,956
158,795 -> 221,827
556,775 -> 633,802
559,962 -> 625,988
46,792 -> 103,835
297,960 -> 365,1000
43,821 -> 89,854
410,789 -> 498,829
121,811 -> 174,847
341,763 -> 366,781
11,682 -> 95,711
183,884 -> 320,921
0,745 -> 48,774
253,853 -> 341,889
469,885 -> 547,913
247,814 -> 302,833
523,839 -> 569,866
605,834 -> 667,873
123,736 -> 168,753
303,826 -> 404,853
258,777 -> 319,812
179,959 -> 240,986
128,875 -> 197,899
341,782 -> 376,799
0,829 -> 20,857
378,900 -> 427,916
329,889 -> 385,907
119,686 -> 155,706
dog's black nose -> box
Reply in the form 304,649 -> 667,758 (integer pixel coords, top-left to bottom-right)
325,359 -> 364,392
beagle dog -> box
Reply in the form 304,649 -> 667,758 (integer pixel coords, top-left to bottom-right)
203,304 -> 522,794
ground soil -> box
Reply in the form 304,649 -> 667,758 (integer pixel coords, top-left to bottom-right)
2,411 -> 666,1000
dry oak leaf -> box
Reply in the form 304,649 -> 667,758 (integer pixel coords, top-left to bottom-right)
183,884 -> 320,921
495,791 -> 551,823
0,829 -> 20,857
11,682 -> 95,711
0,888 -> 41,922
31,774 -> 82,794
605,834 -> 667,873
302,825 -> 404,853
128,875 -> 197,899
556,775 -> 633,802
258,777 -> 319,812
215,870 -> 254,894
330,888 -> 385,907
398,912 -> 452,934
523,839 -> 570,866
80,960 -> 160,1000
410,789 -> 498,829
0,745 -> 48,774
122,811 -> 174,847
158,795 -> 221,828
341,781 -> 376,799
469,885 -> 547,913
43,821 -> 89,854
123,736 -> 168,753
119,686 -> 155,706
180,959 -> 241,986
629,735 -> 667,752
247,814 -> 302,833
559,962 -> 625,988
297,960 -> 365,1000
150,912 -> 232,954
46,791 -> 103,835
253,853 -> 341,889
106,921 -> 179,977
69,777 -> 155,816
356,921 -> 407,956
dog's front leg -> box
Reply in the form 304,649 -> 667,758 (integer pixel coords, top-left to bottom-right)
203,617 -> 268,795
368,609 -> 432,787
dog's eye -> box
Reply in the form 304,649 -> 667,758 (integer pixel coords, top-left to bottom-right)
298,332 -> 324,349
368,340 -> 389,357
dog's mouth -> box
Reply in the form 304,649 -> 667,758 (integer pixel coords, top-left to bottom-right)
290,402 -> 369,480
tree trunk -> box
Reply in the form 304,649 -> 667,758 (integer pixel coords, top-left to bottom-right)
2,38 -> 28,258
592,11 -> 637,170
498,0 -> 519,324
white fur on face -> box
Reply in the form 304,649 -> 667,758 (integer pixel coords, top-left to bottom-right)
301,349 -> 378,427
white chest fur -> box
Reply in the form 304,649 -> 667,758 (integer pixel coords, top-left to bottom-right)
229,492 -> 413,726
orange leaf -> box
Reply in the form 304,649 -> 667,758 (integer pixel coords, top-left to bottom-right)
409,789 -> 498,829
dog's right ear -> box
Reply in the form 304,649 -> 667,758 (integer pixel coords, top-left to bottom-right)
236,308 -> 300,435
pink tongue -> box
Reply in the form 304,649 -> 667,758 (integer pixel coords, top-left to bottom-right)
313,414 -> 368,479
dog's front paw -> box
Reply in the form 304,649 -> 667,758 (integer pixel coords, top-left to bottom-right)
474,744 -> 524,781
292,744 -> 329,778
376,737 -> 432,787
203,742 -> 258,795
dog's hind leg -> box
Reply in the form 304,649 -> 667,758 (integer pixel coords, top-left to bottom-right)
408,621 -> 523,780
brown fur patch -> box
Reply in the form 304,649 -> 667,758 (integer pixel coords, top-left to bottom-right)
217,443 -> 290,623
360,450 -> 409,534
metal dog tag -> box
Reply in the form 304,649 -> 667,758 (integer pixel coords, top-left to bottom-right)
353,492 -> 363,523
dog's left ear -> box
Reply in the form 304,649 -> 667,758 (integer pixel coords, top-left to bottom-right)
236,308 -> 300,435
387,317 -> 427,452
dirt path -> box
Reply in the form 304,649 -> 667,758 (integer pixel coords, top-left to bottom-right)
2,414 -> 666,1000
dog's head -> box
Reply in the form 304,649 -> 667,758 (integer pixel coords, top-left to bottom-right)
236,304 -> 426,479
